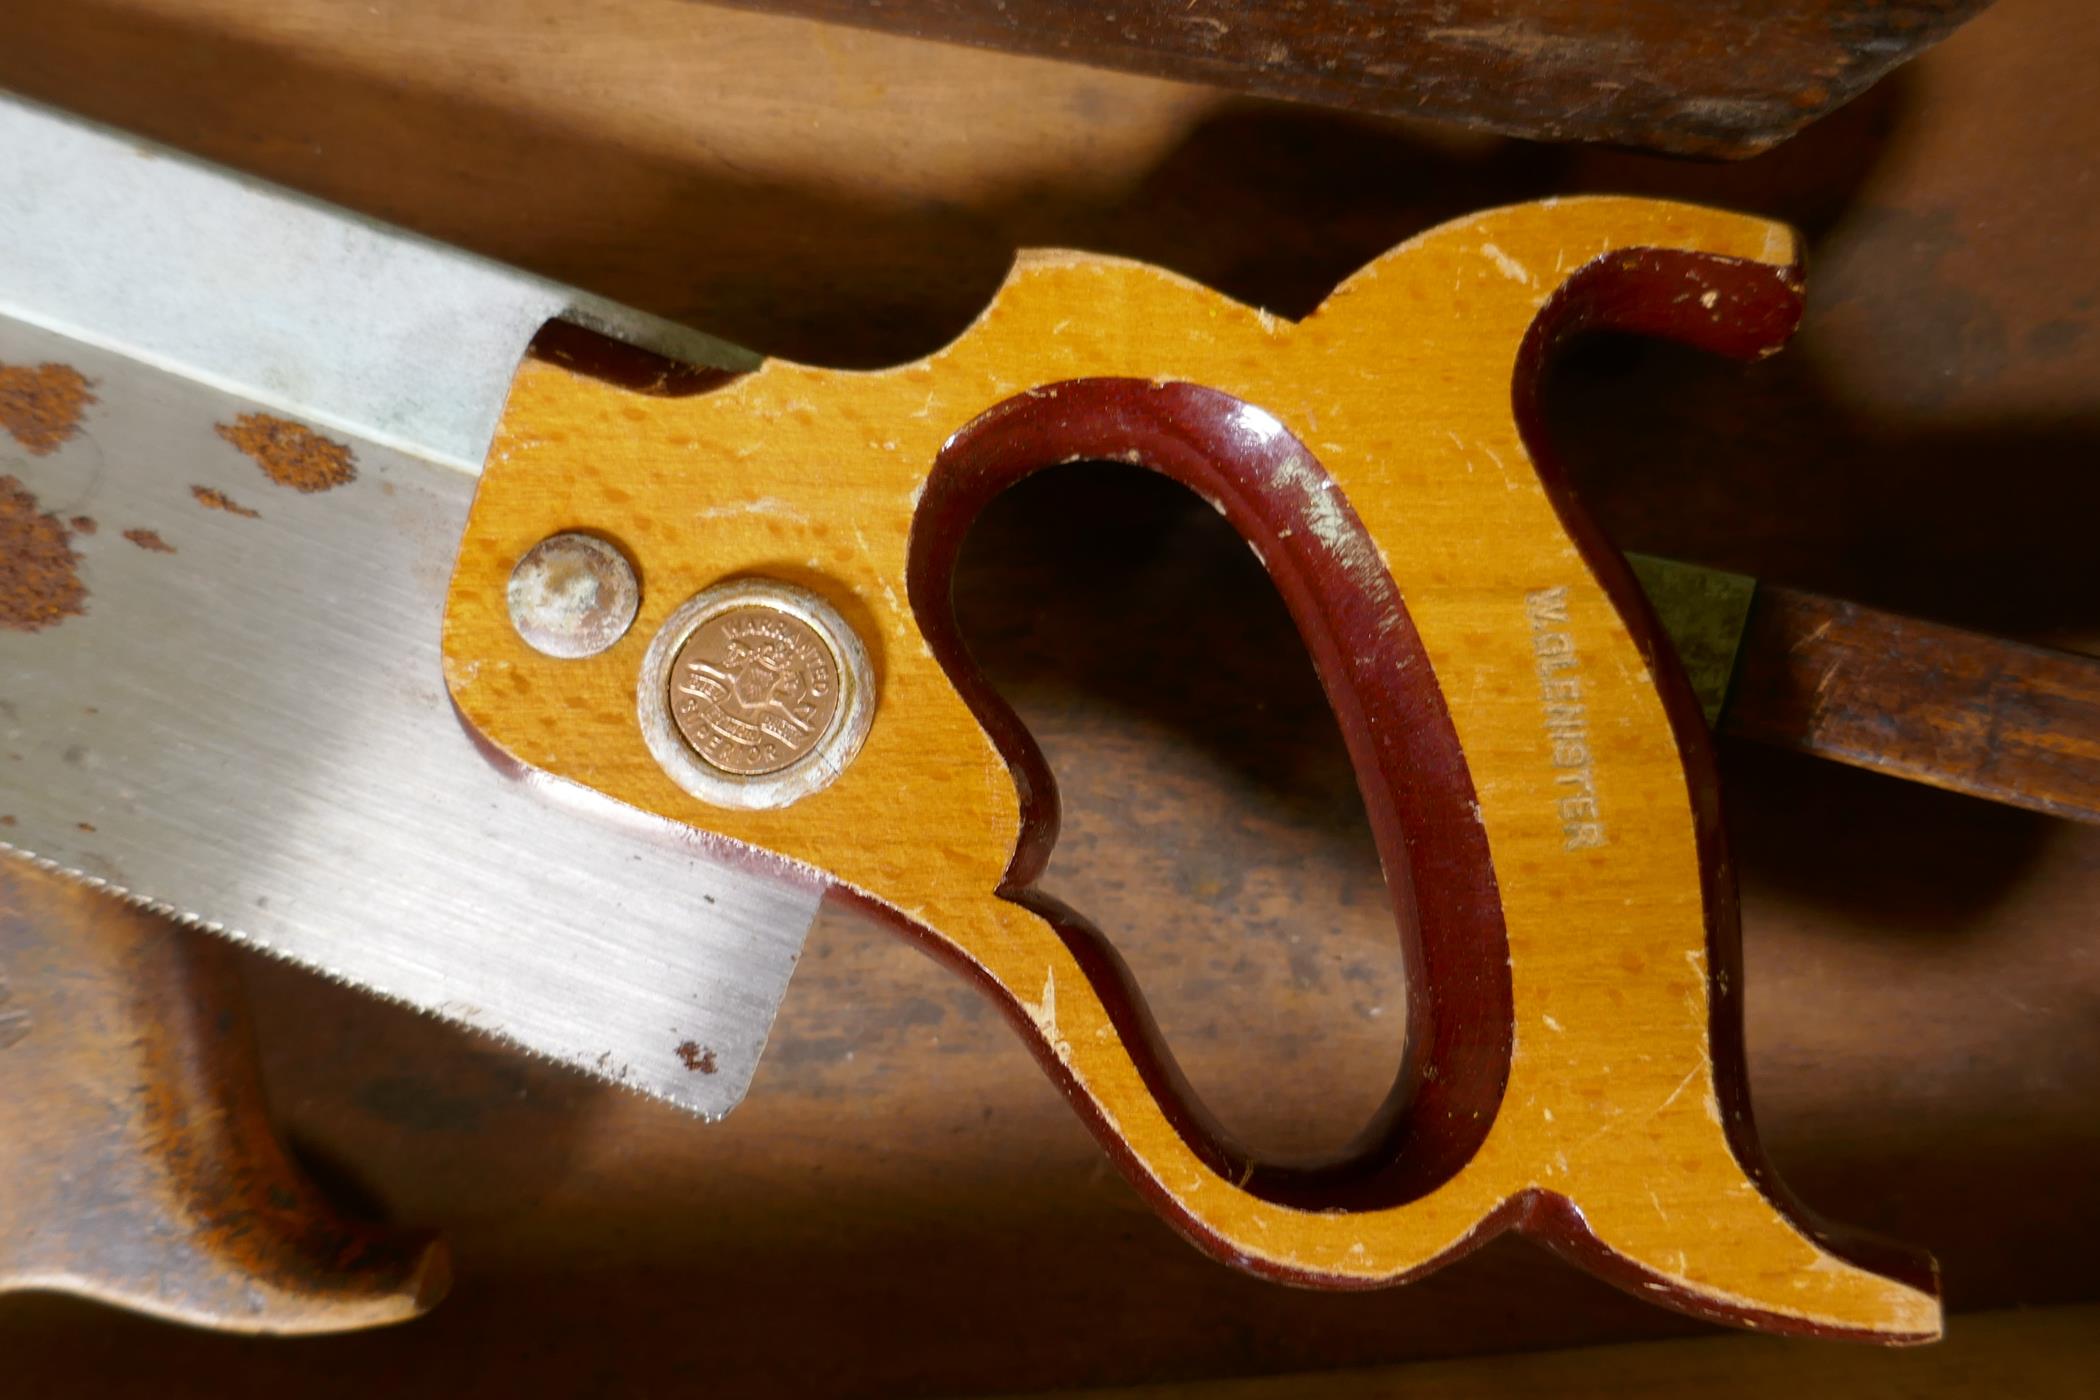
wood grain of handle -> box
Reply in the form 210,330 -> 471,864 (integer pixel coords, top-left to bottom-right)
441,198 -> 1938,1339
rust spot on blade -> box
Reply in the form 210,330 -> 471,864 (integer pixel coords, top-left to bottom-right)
191,485 -> 261,519
216,413 -> 357,493
0,475 -> 87,632
123,527 -> 176,554
0,362 -> 95,455
70,515 -> 97,535
675,1040 -> 718,1074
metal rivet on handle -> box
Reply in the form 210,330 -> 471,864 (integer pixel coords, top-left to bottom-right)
639,578 -> 874,811
507,533 -> 640,659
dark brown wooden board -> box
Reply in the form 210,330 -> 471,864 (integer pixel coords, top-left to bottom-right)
696,0 -> 1992,157
1725,585 -> 2100,824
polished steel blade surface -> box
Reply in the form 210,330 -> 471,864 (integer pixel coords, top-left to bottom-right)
0,318 -> 821,1115
0,93 -> 755,473
0,93 -> 816,1117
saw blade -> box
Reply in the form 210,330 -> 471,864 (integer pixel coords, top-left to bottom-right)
0,95 -> 756,472
0,94 -> 817,1118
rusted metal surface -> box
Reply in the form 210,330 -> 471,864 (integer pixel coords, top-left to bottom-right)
120,526 -> 176,554
698,0 -> 1991,158
214,413 -> 359,493
0,361 -> 94,454
0,856 -> 447,1333
190,485 -> 262,519
0,475 -> 86,633
1726,585 -> 2100,824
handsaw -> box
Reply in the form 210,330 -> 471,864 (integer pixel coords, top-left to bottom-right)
5,89 -> 2097,1338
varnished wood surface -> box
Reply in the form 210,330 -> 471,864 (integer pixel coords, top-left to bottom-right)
0,0 -> 2095,1393
1727,585 -> 2100,824
701,0 -> 1991,158
442,204 -> 1933,1336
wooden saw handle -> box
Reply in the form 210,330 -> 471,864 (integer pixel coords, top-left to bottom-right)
441,197 -> 1939,1340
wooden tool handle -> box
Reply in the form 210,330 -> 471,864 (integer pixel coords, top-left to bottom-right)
906,376 -> 1506,1214
442,198 -> 1938,1339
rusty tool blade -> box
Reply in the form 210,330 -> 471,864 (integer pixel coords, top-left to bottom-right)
0,92 -> 819,1118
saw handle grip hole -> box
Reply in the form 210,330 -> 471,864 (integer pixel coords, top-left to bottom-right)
911,379 -> 1516,1208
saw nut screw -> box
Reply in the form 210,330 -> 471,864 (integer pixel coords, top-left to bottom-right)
507,533 -> 640,660
639,579 -> 873,811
